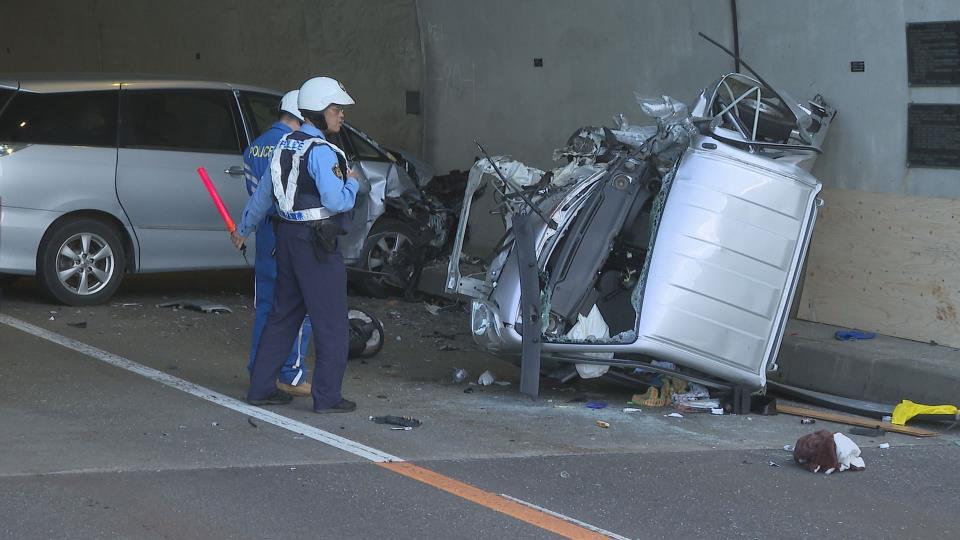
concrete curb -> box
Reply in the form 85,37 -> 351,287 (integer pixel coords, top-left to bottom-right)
772,319 -> 960,407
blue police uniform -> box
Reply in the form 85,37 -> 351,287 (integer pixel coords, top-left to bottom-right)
241,123 -> 359,410
242,121 -> 312,386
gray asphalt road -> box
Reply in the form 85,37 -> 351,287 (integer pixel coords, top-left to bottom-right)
2,275 -> 958,539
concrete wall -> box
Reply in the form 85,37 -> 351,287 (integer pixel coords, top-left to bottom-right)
417,0 -> 735,172
0,0 -> 423,154
736,0 -> 960,199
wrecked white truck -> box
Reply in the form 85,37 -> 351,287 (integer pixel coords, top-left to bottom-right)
446,68 -> 835,401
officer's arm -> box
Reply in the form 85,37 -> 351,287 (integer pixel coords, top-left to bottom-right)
309,146 -> 359,213
236,170 -> 274,237
242,148 -> 258,196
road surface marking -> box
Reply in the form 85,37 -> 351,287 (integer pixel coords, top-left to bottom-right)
2,313 -> 625,539
501,494 -> 631,540
379,461 -> 611,539
0,314 -> 398,462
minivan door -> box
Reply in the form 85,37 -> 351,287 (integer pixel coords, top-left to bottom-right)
116,88 -> 249,271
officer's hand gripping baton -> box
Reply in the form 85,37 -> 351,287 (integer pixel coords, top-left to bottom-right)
197,166 -> 248,264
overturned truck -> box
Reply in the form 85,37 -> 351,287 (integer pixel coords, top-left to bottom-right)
446,71 -> 836,397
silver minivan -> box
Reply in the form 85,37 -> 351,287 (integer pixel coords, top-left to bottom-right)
0,75 -> 451,305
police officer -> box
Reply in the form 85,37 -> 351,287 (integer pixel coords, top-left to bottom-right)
242,90 -> 313,397
232,77 -> 369,412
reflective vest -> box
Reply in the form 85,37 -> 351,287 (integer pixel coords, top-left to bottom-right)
270,130 -> 349,222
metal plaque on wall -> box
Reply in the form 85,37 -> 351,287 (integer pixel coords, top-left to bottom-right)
907,104 -> 960,168
907,21 -> 960,86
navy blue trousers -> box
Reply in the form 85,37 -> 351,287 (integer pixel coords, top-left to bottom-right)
247,221 -> 349,410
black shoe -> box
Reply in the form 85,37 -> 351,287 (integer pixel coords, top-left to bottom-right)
247,390 -> 294,406
314,398 -> 356,414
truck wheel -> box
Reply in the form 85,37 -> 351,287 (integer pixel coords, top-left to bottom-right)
357,218 -> 419,298
37,218 -> 126,306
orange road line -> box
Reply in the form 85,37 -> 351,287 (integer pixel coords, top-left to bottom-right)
378,461 -> 608,540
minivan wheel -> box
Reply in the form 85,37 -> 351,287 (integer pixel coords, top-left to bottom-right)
37,219 -> 126,306
357,218 -> 420,298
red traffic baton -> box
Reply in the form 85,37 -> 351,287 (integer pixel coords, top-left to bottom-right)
197,166 -> 237,232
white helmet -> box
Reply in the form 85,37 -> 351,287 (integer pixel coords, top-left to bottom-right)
279,90 -> 304,121
298,77 -> 354,112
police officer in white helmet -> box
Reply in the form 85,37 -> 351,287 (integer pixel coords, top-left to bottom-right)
233,76 -> 370,412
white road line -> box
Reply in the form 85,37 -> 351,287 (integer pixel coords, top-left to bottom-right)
500,494 -> 632,540
0,314 -> 401,464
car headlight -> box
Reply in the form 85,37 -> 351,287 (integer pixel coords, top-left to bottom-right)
471,301 -> 492,336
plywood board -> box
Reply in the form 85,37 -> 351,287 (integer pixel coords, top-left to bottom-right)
776,404 -> 940,437
797,187 -> 960,348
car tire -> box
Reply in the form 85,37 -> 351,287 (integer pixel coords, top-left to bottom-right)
357,218 -> 420,298
37,218 -> 126,306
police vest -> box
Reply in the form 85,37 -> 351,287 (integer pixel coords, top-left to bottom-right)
269,130 -> 349,222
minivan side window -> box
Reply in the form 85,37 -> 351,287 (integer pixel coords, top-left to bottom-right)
121,90 -> 242,154
240,92 -> 280,137
0,91 -> 118,147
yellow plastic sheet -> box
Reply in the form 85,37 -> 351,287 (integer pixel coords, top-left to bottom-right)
890,400 -> 958,426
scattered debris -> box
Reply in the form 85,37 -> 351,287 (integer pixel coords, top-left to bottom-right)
424,303 -> 442,316
376,394 -> 388,399
768,381 -> 891,418
768,461 -> 781,468
801,417 -> 816,424
672,382 -> 711,403
347,309 -> 385,359
793,430 -> 865,474
67,321 -> 88,328
676,399 -> 721,413
247,417 -> 258,429
585,401 -> 608,410
559,471 -> 570,479
478,370 -> 495,386
463,387 -> 475,394
834,329 -> 876,341
834,433 -> 866,472
452,368 -> 469,384
438,344 -> 460,352
879,443 -> 891,449
622,407 -> 642,413
891,400 -> 959,426
391,427 -> 413,431
567,305 -> 613,379
387,310 -> 401,320
665,412 -> 684,418
211,422 -> 220,427
710,408 -> 724,415
370,415 -> 421,428
157,300 -> 232,314
778,404 -> 939,437
48,316 -> 55,321
596,420 -> 610,429
493,381 -> 511,387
